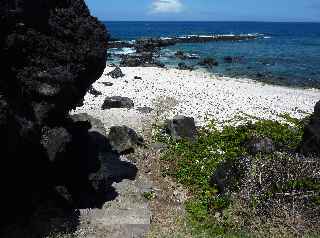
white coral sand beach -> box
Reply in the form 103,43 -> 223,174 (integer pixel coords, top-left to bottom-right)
73,66 -> 320,132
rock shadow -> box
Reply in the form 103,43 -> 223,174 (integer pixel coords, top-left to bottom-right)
0,123 -> 138,238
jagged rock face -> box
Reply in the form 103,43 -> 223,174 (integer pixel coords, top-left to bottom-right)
1,0 -> 108,120
0,0 -> 108,225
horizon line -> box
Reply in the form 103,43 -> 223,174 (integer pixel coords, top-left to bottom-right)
101,20 -> 320,24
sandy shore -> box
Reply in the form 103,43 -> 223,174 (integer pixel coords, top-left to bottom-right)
73,66 -> 320,131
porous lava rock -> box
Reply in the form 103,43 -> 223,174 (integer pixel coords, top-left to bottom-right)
0,0 -> 108,228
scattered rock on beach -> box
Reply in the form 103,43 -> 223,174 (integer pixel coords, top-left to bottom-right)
88,86 -> 102,97
102,96 -> 134,110
165,115 -> 197,140
102,82 -> 114,86
107,66 -> 125,78
198,57 -> 219,68
108,126 -> 144,153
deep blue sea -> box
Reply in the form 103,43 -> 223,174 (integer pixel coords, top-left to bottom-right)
104,21 -> 320,88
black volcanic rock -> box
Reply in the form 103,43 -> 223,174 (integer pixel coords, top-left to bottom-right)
299,101 -> 320,156
0,0 -> 109,228
102,96 -> 134,110
198,57 -> 219,68
107,66 -> 125,78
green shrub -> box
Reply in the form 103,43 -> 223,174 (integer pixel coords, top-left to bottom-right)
157,115 -> 318,237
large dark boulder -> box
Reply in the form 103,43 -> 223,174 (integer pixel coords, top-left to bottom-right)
108,126 -> 144,154
299,101 -> 320,156
165,115 -> 197,140
0,0 -> 109,228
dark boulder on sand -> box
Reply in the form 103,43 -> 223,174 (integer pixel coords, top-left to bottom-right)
107,66 -> 125,78
0,0 -> 109,228
102,96 -> 134,110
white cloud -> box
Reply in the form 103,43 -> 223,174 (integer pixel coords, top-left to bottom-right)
150,0 -> 183,14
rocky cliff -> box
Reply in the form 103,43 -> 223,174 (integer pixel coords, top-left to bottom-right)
0,0 -> 108,229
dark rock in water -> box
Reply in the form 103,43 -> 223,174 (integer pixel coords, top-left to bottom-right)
121,55 -> 144,67
224,56 -> 233,63
102,96 -> 134,110
137,106 -> 154,114
178,62 -> 194,71
198,57 -> 219,67
175,51 -> 199,60
88,86 -> 102,97
108,126 -> 144,154
165,115 -> 197,140
175,51 -> 188,60
107,66 -> 125,78
245,136 -> 275,155
0,0 -> 110,229
223,56 -> 244,63
299,101 -> 320,156
211,157 -> 251,194
102,82 -> 114,86
134,76 -> 142,80
109,35 -> 257,50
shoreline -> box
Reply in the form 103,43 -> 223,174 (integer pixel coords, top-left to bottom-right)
73,66 -> 320,132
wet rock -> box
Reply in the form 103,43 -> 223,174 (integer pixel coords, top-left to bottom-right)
198,57 -> 219,67
165,115 -> 197,140
134,76 -> 142,80
108,126 -> 144,154
175,51 -> 199,60
88,86 -> 102,97
245,136 -> 275,155
107,67 -> 125,78
224,56 -> 233,63
102,96 -> 134,110
178,62 -> 194,71
175,51 -> 187,60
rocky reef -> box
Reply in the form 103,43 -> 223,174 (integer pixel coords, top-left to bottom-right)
0,0 -> 111,232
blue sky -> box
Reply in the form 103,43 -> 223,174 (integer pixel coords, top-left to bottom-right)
84,0 -> 320,22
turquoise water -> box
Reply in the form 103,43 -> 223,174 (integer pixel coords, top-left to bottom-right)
105,21 -> 320,88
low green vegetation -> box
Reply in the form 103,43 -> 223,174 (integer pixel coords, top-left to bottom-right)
156,114 -> 320,237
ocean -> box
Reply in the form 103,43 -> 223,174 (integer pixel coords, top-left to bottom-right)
104,21 -> 320,88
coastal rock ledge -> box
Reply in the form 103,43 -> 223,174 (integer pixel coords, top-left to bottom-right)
0,0 -> 110,236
